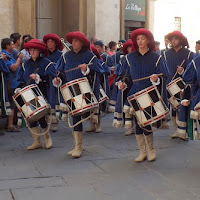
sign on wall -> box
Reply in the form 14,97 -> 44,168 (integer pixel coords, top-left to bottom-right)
125,0 -> 146,22
174,17 -> 181,31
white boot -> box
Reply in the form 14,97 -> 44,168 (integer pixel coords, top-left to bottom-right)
144,133 -> 156,162
27,127 -> 42,150
125,128 -> 134,136
135,134 -> 147,162
171,116 -> 179,138
95,123 -> 102,133
71,131 -> 83,158
86,121 -> 96,132
42,127 -> 52,149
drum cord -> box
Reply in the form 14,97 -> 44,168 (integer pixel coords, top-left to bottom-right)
67,109 -> 96,128
26,108 -> 53,136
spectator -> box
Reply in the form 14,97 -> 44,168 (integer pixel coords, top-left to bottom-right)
10,33 -> 21,60
108,41 -> 117,56
1,38 -> 23,132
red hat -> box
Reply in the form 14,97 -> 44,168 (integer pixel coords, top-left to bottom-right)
90,44 -> 102,60
24,39 -> 47,53
131,28 -> 156,51
122,39 -> 135,55
43,33 -> 62,50
166,31 -> 189,48
66,31 -> 90,50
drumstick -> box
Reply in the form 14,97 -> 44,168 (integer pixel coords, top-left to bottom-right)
64,63 -> 93,73
132,73 -> 163,83
171,60 -> 185,81
26,68 -> 39,86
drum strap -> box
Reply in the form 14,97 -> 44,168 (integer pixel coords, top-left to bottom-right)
125,55 -> 131,67
187,51 -> 192,60
192,60 -> 197,72
101,61 -> 105,66
45,62 -> 54,71
163,51 -> 167,61
156,55 -> 162,67
22,63 -> 25,71
62,53 -> 66,64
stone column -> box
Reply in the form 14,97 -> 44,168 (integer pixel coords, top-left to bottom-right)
14,0 -> 35,37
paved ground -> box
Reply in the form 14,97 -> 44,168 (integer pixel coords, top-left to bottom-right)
0,114 -> 200,200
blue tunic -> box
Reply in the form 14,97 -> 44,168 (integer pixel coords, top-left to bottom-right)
46,49 -> 62,109
56,49 -> 104,131
1,50 -> 21,89
164,47 -> 194,83
100,53 -> 114,67
99,60 -> 110,98
47,49 -> 62,63
113,50 -> 169,129
18,56 -> 56,103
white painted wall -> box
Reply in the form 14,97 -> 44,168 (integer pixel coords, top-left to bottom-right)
95,0 -> 120,46
151,0 -> 200,51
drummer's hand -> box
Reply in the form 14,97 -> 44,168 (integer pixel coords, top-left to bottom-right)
149,74 -> 158,82
53,77 -> 61,85
18,52 -> 24,60
30,73 -> 37,80
0,53 -> 6,60
177,66 -> 184,74
111,66 -> 115,72
182,99 -> 190,106
78,63 -> 87,72
117,81 -> 126,90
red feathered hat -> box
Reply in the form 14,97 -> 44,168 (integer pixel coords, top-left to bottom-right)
24,39 -> 47,53
166,31 -> 189,48
90,44 -> 102,60
131,28 -> 156,51
66,31 -> 90,50
122,39 -> 135,55
43,33 -> 62,51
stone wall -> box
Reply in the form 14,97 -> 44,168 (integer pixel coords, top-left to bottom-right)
0,0 -> 14,40
95,0 -> 120,46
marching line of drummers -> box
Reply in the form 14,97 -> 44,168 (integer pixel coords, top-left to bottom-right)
1,28 -> 200,162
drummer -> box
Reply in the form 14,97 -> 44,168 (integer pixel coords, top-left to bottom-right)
176,55 -> 200,140
53,31 -> 104,158
115,28 -> 169,162
111,39 -> 135,136
43,33 -> 63,132
85,44 -> 110,133
17,39 -> 56,150
164,31 -> 194,139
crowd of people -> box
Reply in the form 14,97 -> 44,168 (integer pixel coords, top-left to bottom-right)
0,28 -> 200,162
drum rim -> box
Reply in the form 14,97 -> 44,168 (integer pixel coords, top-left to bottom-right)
60,77 -> 88,90
69,103 -> 98,115
13,84 -> 38,99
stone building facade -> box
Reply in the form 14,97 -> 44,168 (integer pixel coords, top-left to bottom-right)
0,0 -> 152,46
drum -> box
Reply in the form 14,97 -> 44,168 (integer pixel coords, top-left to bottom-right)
13,84 -> 51,123
60,77 -> 98,116
167,77 -> 185,110
99,86 -> 109,104
128,85 -> 169,127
